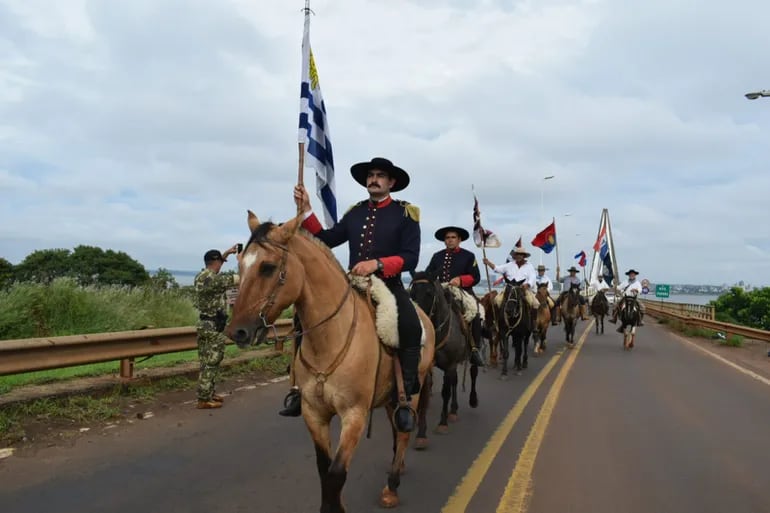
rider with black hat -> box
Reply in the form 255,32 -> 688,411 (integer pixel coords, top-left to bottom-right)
286,157 -> 422,432
425,226 -> 484,366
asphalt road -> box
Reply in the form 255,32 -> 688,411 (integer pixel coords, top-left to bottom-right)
1,321 -> 768,513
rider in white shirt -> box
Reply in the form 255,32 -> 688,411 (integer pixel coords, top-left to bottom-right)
609,269 -> 645,329
483,246 -> 539,309
591,275 -> 610,292
534,264 -> 557,324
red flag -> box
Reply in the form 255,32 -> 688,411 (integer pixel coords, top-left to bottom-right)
531,222 -> 556,254
574,250 -> 587,267
593,224 -> 607,252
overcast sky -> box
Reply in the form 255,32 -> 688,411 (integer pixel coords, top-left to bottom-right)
1,0 -> 769,286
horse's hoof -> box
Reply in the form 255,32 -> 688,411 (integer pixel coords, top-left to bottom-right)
380,487 -> 400,509
469,395 -> 479,409
499,374 -> 509,381
435,424 -> 449,435
414,437 -> 429,450
515,371 -> 522,376
448,413 -> 459,423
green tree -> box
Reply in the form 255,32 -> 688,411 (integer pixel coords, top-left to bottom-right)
69,245 -> 106,286
0,257 -> 14,289
97,250 -> 150,286
149,268 -> 179,290
712,287 -> 770,330
14,249 -> 72,284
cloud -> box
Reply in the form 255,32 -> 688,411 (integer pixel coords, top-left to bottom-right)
1,0 -> 769,288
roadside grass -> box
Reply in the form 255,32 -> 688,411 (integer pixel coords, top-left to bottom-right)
0,352 -> 291,446
656,317 -> 743,347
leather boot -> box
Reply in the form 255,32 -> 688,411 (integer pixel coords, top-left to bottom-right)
279,387 -> 302,417
469,316 -> 485,367
196,400 -> 222,409
580,304 -> 589,321
212,393 -> 225,403
394,345 -> 421,432
550,307 -> 558,325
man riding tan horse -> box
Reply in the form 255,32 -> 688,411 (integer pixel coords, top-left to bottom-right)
555,266 -> 590,322
283,157 -> 424,433
425,225 -> 485,367
534,264 -> 558,325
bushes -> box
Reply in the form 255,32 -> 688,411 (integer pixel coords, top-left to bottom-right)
0,278 -> 197,340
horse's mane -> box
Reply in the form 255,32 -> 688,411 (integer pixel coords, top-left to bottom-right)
247,222 -> 349,280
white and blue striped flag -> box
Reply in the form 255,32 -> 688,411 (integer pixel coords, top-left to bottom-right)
298,13 -> 337,227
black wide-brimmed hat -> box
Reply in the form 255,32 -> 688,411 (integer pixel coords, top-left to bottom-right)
566,266 -> 580,273
625,269 -> 639,276
434,226 -> 470,242
350,157 -> 410,192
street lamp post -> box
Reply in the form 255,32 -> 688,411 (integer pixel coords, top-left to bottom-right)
745,90 -> 770,100
540,175 -> 555,264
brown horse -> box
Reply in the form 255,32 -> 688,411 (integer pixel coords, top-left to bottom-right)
226,212 -> 435,512
590,290 -> 610,334
479,291 -> 501,367
559,284 -> 581,347
533,284 -> 551,354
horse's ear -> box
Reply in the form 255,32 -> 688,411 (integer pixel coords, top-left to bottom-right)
276,213 -> 303,242
247,210 -> 260,232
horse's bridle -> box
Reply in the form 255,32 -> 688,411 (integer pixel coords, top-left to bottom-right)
250,240 -> 352,343
409,279 -> 450,339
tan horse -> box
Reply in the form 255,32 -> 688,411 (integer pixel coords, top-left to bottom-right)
225,212 -> 435,512
533,284 -> 551,354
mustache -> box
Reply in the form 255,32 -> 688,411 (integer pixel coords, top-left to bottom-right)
367,182 -> 381,187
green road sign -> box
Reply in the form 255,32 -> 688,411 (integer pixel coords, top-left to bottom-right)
655,284 -> 670,298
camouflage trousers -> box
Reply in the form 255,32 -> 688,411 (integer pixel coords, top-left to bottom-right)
197,322 -> 226,401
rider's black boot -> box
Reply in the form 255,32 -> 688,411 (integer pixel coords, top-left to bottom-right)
550,306 -> 558,325
469,316 -> 485,367
279,386 -> 302,417
394,345 -> 421,432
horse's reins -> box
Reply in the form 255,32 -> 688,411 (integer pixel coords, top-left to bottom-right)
409,279 -> 451,349
297,291 -> 358,398
253,242 -> 353,344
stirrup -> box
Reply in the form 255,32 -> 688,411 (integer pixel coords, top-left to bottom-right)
392,403 -> 417,433
279,388 -> 302,417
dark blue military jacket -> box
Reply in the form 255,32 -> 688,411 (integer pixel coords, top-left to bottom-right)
309,196 -> 420,279
426,247 -> 480,293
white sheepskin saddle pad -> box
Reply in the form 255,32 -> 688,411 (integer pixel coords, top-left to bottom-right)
441,284 -> 481,323
349,274 -> 399,348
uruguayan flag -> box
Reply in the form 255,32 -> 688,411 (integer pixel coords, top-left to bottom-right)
298,14 -> 337,227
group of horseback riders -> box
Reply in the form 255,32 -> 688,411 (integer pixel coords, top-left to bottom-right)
277,156 -> 643,428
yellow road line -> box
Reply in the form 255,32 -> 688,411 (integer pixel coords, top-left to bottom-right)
441,350 -> 563,513
496,322 -> 593,513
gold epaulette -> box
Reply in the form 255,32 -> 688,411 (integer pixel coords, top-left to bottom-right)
398,200 -> 420,222
345,201 -> 365,215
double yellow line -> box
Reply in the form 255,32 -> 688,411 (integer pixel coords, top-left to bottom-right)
441,323 -> 592,513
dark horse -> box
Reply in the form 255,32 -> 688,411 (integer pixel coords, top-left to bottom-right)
497,280 -> 532,378
590,290 -> 610,334
409,272 -> 479,445
560,284 -> 581,347
479,291 -> 501,367
618,295 -> 642,350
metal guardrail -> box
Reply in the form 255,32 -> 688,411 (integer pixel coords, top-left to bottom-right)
641,300 -> 770,343
0,319 -> 294,379
639,298 -> 714,320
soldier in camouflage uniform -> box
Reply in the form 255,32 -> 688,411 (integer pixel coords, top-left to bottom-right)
193,246 -> 240,409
